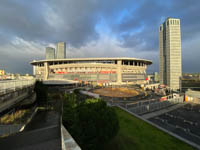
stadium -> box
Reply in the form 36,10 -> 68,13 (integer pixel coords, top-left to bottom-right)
30,57 -> 152,85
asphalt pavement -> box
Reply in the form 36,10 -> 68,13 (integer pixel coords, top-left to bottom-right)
0,110 -> 62,150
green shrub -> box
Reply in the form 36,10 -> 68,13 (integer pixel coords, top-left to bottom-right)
63,95 -> 119,150
85,98 -> 99,104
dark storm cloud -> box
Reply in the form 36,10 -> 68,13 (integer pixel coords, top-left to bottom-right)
45,0 -> 135,47
0,0 -> 199,49
0,51 -> 34,74
0,0 -> 200,73
0,0 -> 135,47
0,0 -> 136,73
0,0 -> 54,43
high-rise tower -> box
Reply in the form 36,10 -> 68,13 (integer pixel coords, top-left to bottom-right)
56,42 -> 66,59
45,47 -> 55,60
159,18 -> 182,90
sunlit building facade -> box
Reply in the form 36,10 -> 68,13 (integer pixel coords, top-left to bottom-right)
31,57 -> 152,85
159,17 -> 182,90
56,42 -> 66,59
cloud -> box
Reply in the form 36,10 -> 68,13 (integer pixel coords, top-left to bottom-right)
43,0 -> 137,47
0,0 -> 53,43
182,35 -> 200,73
112,0 -> 200,49
0,37 -> 44,74
0,0 -> 200,74
65,33 -> 159,72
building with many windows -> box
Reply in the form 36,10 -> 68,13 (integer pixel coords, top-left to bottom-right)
31,57 -> 152,85
56,42 -> 66,59
45,47 -> 55,60
159,17 -> 182,90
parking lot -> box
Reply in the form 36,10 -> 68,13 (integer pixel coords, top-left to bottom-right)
149,103 -> 200,145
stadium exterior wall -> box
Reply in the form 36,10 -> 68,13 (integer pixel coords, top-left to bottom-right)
30,57 -> 152,85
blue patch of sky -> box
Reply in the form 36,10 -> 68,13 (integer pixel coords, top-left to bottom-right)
95,5 -> 138,38
115,9 -> 131,24
115,3 -> 139,25
122,22 -> 144,36
95,16 -> 111,35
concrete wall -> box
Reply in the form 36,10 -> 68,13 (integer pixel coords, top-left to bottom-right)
0,86 -> 35,113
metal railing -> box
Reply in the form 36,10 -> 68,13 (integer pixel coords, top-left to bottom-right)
127,97 -> 184,115
0,79 -> 36,94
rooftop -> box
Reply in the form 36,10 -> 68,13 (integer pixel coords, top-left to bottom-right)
30,57 -> 152,65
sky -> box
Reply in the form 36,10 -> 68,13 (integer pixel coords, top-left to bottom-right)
0,0 -> 200,74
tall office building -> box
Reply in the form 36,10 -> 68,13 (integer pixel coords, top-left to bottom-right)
45,47 -> 55,60
154,72 -> 159,82
159,17 -> 182,90
56,42 -> 66,59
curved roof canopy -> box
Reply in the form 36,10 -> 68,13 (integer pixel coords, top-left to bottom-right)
31,57 -> 152,65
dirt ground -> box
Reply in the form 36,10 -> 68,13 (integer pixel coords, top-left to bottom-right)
93,88 -> 139,97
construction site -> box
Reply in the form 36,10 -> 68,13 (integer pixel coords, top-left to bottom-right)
93,87 -> 140,98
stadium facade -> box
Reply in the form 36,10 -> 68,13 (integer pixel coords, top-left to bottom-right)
31,57 -> 152,85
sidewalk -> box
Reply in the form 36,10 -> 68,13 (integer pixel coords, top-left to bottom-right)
141,103 -> 187,119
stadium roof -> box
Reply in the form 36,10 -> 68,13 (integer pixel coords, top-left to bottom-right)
31,57 -> 152,65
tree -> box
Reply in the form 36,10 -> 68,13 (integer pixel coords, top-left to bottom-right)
34,81 -> 48,103
63,96 -> 119,150
62,93 -> 77,127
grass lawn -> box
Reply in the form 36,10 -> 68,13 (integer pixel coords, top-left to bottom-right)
104,107 -> 195,150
